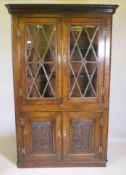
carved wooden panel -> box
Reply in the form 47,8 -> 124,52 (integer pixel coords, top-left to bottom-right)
70,119 -> 94,153
32,120 -> 53,153
23,112 -> 62,161
63,112 -> 102,161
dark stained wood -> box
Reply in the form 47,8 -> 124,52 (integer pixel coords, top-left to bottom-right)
63,112 -> 102,161
6,4 -> 118,168
6,4 -> 118,14
22,112 -> 62,161
32,120 -> 53,153
17,160 -> 107,167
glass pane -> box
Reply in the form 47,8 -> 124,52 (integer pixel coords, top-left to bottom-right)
78,29 -> 90,58
69,25 -> 98,98
25,24 -> 56,98
70,63 -> 81,97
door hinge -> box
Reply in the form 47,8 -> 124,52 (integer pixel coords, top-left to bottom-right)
100,117 -> 104,127
17,29 -> 21,39
99,145 -> 103,158
103,27 -> 107,37
101,87 -> 105,96
21,147 -> 26,155
20,117 -> 24,127
19,88 -> 23,97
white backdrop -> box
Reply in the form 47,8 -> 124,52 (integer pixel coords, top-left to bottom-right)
0,0 -> 126,142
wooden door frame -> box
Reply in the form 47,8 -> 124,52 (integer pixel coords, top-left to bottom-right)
62,17 -> 106,104
63,111 -> 103,161
18,17 -> 62,105
21,112 -> 62,161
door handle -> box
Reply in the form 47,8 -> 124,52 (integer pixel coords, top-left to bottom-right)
64,55 -> 67,64
63,129 -> 67,137
58,54 -> 61,64
58,130 -> 61,137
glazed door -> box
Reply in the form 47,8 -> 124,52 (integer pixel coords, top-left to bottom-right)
63,112 -> 102,161
19,18 -> 62,104
63,18 -> 105,103
23,112 -> 61,161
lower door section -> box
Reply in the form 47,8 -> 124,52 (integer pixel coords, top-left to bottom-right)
18,111 -> 105,167
22,112 -> 61,161
63,111 -> 102,161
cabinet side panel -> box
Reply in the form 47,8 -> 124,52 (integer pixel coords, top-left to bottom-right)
12,15 -> 23,161
104,15 -> 112,103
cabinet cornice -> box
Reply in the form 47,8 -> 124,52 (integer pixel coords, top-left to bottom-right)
6,4 -> 118,15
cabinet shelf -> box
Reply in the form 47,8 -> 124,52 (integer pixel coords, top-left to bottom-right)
27,61 -> 54,64
70,73 -> 97,78
70,46 -> 97,51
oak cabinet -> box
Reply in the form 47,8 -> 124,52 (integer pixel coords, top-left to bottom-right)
63,112 -> 102,161
6,4 -> 118,167
22,112 -> 61,161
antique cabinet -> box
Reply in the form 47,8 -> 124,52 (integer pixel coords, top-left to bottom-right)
6,4 -> 118,167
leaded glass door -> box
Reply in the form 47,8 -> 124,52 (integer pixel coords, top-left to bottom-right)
19,18 -> 62,104
63,18 -> 105,103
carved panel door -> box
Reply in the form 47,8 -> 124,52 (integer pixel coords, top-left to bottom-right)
63,18 -> 105,103
19,18 -> 62,105
63,112 -> 102,160
23,112 -> 61,161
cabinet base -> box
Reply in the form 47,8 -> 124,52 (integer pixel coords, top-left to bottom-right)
17,160 -> 107,168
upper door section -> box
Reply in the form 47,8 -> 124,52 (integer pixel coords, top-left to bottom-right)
19,18 -> 62,105
63,17 -> 105,103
